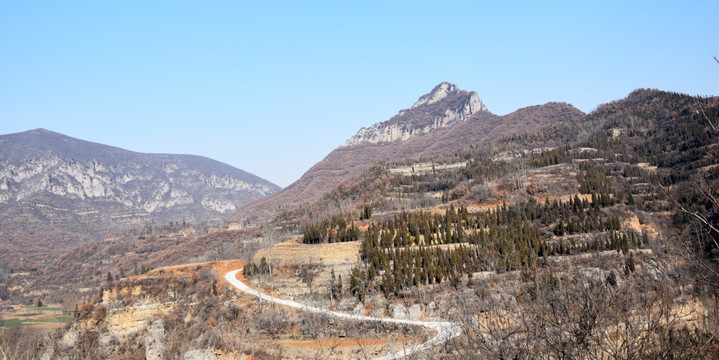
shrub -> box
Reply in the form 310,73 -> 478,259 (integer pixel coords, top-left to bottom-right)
92,304 -> 107,322
77,302 -> 94,319
449,185 -> 470,200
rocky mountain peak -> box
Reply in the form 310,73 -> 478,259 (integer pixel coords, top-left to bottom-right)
345,82 -> 489,146
412,82 -> 460,108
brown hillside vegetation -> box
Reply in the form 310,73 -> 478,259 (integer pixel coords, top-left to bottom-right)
234,97 -> 584,221
33,260 -> 431,360
236,88 -> 719,358
11,87 -> 719,359
16,224 -> 261,306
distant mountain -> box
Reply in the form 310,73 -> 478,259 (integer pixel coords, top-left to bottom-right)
0,129 -> 280,271
233,82 -> 584,220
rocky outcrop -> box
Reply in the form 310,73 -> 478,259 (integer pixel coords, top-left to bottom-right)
0,129 -> 281,268
145,320 -> 166,360
411,82 -> 485,111
0,156 -> 275,211
408,303 -> 424,320
389,303 -> 409,320
345,82 -> 487,146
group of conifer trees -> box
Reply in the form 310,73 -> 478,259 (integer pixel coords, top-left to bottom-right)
529,147 -> 572,167
348,199 -> 646,298
302,214 -> 359,244
298,150 -> 653,298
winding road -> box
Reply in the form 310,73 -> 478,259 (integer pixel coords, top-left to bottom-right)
224,269 -> 462,359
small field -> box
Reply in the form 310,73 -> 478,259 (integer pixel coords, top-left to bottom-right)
253,237 -> 361,267
0,305 -> 71,329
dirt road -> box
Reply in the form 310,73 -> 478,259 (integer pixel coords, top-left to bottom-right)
224,269 -> 462,359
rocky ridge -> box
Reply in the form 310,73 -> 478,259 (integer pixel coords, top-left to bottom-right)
0,155 -> 274,213
0,129 -> 280,270
0,129 -> 278,216
345,82 -> 487,146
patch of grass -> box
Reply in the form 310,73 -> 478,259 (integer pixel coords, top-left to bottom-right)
0,318 -> 24,328
38,316 -> 73,323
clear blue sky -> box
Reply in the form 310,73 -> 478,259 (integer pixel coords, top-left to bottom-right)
1,1 -> 717,187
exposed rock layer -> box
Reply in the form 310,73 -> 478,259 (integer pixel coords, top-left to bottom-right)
0,129 -> 280,270
345,82 -> 487,146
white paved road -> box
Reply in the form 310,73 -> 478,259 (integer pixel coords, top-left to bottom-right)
224,269 -> 462,359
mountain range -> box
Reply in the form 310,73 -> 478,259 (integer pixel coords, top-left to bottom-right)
0,129 -> 280,271
3,83 -> 711,275
4,80 -> 719,359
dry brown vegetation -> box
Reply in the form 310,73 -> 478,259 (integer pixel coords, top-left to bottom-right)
239,89 -> 719,358
13,225 -> 261,306
6,89 -> 719,359
234,100 -> 584,222
30,261 -> 432,359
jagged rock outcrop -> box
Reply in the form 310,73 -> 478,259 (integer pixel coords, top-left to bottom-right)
0,129 -> 280,270
345,82 -> 487,146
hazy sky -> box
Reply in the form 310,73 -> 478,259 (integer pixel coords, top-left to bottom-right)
1,1 -> 718,187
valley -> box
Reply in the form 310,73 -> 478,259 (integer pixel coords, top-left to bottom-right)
2,84 -> 719,359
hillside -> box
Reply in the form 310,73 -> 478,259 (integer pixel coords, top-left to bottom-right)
262,88 -> 719,358
233,83 -> 585,221
22,88 -> 719,359
284,89 -> 719,225
0,129 -> 280,272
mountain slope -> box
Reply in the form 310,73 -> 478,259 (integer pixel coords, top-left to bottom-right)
288,88 -> 719,224
234,83 -> 584,220
0,129 -> 280,270
35,89 -> 719,360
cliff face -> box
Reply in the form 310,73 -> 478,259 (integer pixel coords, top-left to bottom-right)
0,150 -> 275,214
0,129 -> 280,270
345,82 -> 488,146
